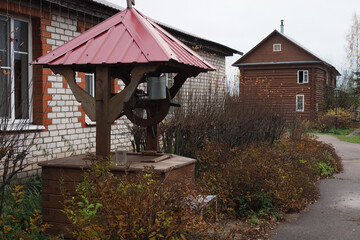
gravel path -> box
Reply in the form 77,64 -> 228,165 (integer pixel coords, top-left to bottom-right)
270,134 -> 360,240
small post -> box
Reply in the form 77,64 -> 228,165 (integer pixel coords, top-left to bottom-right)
127,0 -> 135,9
146,125 -> 160,152
334,87 -> 339,130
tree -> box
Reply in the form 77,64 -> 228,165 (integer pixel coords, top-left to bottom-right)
345,13 -> 360,120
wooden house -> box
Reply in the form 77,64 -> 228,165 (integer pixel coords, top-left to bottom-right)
233,29 -> 340,121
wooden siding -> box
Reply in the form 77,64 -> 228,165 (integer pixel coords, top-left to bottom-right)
240,34 -> 317,64
239,64 -> 323,121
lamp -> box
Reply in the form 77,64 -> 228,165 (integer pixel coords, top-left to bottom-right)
147,75 -> 167,100
334,88 -> 339,130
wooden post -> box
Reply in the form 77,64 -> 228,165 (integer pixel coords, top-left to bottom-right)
146,125 -> 159,151
96,66 -> 111,157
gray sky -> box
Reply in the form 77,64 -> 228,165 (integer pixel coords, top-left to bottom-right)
108,0 -> 360,78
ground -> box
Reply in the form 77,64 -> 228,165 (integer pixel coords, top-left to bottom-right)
270,134 -> 360,240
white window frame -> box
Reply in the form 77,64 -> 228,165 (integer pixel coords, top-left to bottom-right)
273,44 -> 281,52
297,70 -> 309,84
84,73 -> 96,125
296,94 -> 304,112
0,15 -> 33,124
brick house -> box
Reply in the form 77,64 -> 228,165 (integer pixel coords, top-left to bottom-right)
0,0 -> 240,182
233,29 -> 340,121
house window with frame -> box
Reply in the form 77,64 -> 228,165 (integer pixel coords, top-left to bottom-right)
0,16 -> 31,120
85,73 -> 95,97
84,73 -> 96,125
296,94 -> 304,112
273,44 -> 281,52
297,70 -> 309,84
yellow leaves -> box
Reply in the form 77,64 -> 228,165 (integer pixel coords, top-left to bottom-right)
3,225 -> 12,234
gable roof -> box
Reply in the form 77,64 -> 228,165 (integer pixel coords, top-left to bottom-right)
46,0 -> 241,56
32,7 -> 215,72
233,30 -> 340,75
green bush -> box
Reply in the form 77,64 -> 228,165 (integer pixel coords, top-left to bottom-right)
0,177 -> 49,239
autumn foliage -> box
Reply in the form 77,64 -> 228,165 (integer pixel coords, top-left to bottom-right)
315,108 -> 352,131
196,136 -> 342,220
62,156 -> 223,240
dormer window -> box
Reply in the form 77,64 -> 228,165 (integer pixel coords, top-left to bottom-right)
297,70 -> 309,84
273,44 -> 281,51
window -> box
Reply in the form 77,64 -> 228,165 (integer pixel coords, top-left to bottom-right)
296,95 -> 304,112
297,70 -> 309,84
0,16 -> 31,120
85,73 -> 95,97
84,73 -> 95,125
273,44 -> 281,51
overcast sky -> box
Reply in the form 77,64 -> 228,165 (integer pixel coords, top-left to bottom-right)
108,0 -> 360,78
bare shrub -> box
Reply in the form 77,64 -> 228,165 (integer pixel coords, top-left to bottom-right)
0,83 -> 39,215
159,93 -> 286,157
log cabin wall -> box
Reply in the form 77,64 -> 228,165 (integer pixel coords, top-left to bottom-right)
239,64 -> 314,121
235,30 -> 340,122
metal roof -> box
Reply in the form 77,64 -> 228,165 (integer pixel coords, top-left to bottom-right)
92,0 -> 125,11
89,0 -> 241,56
33,7 -> 215,71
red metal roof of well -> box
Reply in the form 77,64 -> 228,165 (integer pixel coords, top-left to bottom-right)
33,8 -> 215,71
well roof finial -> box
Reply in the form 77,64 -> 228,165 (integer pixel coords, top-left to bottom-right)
127,0 -> 135,9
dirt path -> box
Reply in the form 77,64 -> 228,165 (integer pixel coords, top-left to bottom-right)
270,135 -> 360,240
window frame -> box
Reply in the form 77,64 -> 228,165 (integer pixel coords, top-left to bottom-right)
0,15 -> 32,123
84,73 -> 96,125
297,70 -> 309,84
273,43 -> 281,52
296,94 -> 304,112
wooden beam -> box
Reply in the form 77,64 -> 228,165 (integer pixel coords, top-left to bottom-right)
95,65 -> 111,157
50,66 -> 96,121
108,65 -> 158,123
169,71 -> 199,99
